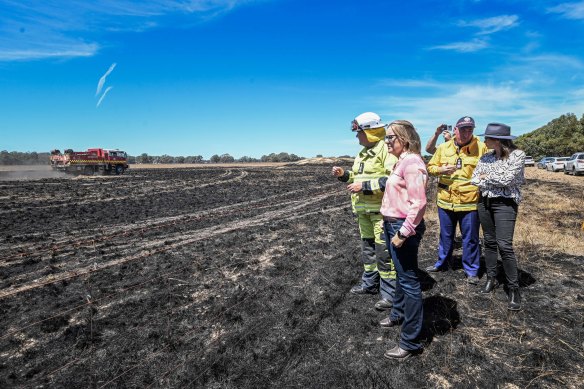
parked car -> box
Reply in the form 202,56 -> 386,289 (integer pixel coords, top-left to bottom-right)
537,157 -> 554,169
524,156 -> 535,167
546,157 -> 569,172
564,152 -> 584,176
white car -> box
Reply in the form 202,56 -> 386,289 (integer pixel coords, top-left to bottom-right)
546,157 -> 569,172
564,152 -> 584,176
524,156 -> 535,167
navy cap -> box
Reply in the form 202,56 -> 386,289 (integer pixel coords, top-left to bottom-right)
456,116 -> 475,128
478,122 -> 516,140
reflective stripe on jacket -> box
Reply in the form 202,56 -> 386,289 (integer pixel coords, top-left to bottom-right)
341,140 -> 398,214
427,136 -> 488,212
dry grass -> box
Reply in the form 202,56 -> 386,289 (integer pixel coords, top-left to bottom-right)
419,166 -> 584,388
517,167 -> 584,257
424,167 -> 584,256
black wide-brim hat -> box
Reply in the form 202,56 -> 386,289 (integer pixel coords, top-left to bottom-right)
477,122 -> 516,140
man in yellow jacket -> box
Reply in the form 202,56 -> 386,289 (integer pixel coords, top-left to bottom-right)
426,116 -> 488,284
332,112 -> 398,310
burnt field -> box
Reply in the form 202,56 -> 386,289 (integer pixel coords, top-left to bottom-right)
0,165 -> 583,388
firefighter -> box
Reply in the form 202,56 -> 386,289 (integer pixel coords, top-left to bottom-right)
332,112 -> 398,310
426,116 -> 488,284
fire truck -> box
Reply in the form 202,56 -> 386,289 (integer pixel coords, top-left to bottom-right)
50,148 -> 129,175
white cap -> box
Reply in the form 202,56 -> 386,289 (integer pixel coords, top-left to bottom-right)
351,112 -> 386,131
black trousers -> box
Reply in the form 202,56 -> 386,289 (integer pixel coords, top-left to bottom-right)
477,196 -> 519,289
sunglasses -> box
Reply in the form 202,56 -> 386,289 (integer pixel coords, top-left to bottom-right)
385,134 -> 399,142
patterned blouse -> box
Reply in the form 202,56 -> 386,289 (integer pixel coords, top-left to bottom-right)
470,149 -> 525,204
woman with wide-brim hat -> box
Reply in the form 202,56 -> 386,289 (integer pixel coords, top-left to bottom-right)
470,123 -> 525,311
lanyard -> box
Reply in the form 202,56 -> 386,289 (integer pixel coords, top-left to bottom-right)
455,146 -> 463,169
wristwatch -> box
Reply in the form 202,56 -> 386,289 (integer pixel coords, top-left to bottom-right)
397,231 -> 406,239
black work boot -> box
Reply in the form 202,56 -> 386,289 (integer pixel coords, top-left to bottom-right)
350,285 -> 378,295
480,277 -> 499,294
508,288 -> 521,311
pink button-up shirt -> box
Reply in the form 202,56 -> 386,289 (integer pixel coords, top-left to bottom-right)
380,153 -> 428,237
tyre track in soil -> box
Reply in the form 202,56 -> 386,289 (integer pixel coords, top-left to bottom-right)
1,204 -> 352,387
23,205 -> 355,388
0,191 -> 344,288
0,170 -> 248,215
0,182 -> 341,267
0,190 -> 349,300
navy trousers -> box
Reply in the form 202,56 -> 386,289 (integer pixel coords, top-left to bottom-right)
435,208 -> 480,276
383,219 -> 426,351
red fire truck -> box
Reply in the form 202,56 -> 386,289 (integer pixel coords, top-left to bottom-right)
50,148 -> 129,175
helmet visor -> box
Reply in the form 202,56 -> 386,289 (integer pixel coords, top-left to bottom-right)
351,120 -> 362,132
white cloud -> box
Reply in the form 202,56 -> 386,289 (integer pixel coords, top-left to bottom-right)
0,0 -> 254,61
548,1 -> 584,20
429,39 -> 489,52
519,54 -> 584,69
376,81 -> 584,141
458,15 -> 519,35
96,86 -> 113,107
96,63 -> 117,96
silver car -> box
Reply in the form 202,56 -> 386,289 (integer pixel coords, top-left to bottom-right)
564,152 -> 584,176
524,156 -> 535,167
537,157 -> 554,169
546,157 -> 569,172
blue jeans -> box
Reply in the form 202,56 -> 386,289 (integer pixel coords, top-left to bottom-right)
436,208 -> 480,277
383,218 -> 426,351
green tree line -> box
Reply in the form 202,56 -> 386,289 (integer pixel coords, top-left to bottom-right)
514,113 -> 584,159
0,151 -> 305,165
0,151 -> 50,165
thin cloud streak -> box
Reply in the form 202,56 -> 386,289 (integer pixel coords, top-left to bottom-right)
96,63 -> 117,96
458,15 -> 519,35
548,1 -> 584,20
428,39 -> 489,52
429,14 -> 518,53
96,86 -> 113,108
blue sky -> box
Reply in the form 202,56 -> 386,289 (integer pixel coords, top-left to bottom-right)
2,0 -> 584,158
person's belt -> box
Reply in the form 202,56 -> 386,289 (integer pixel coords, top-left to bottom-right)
438,182 -> 449,190
383,216 -> 404,222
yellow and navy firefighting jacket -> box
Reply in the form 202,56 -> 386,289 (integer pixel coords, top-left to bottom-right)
339,140 -> 398,214
427,136 -> 488,212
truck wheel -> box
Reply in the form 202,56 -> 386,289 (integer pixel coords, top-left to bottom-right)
115,165 -> 125,175
84,166 -> 94,175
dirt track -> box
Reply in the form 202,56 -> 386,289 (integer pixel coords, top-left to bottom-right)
1,165 -> 583,388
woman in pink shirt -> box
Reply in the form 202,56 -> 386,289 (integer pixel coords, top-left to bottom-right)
379,120 -> 428,360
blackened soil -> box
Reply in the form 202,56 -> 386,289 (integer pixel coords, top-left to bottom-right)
0,166 -> 582,388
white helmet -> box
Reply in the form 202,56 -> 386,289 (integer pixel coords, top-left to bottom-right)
351,112 -> 386,132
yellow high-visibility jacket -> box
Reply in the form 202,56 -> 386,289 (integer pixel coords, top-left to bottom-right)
339,140 -> 398,214
427,136 -> 488,212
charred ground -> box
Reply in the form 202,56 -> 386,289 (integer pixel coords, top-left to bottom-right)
0,165 -> 582,388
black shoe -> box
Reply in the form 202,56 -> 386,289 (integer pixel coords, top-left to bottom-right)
350,285 -> 378,295
425,265 -> 441,273
383,345 -> 418,360
466,276 -> 479,285
480,277 -> 499,294
374,298 -> 393,311
508,288 -> 521,311
379,317 -> 401,328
